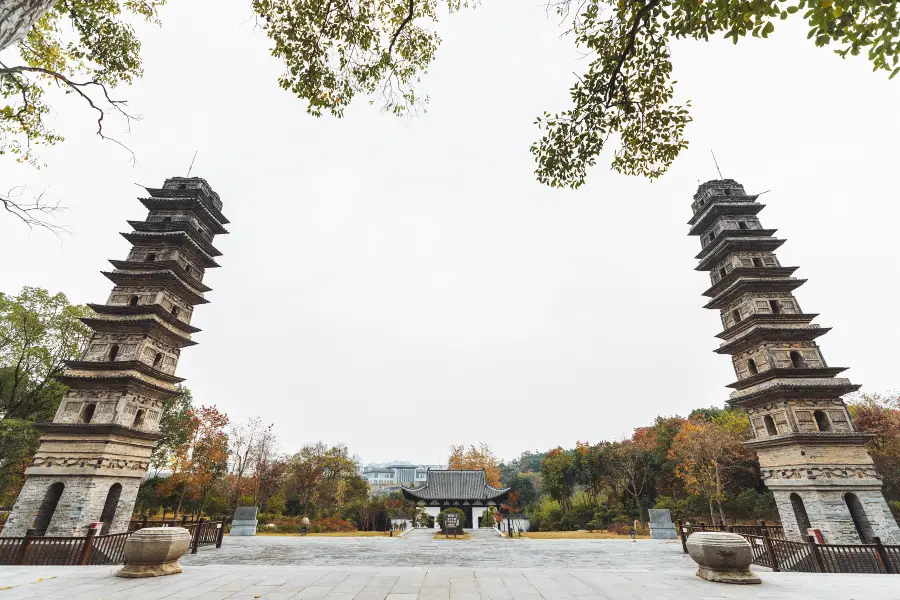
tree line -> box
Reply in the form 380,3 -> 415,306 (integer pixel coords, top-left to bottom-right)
2,286 -> 898,534
493,399 -> 900,532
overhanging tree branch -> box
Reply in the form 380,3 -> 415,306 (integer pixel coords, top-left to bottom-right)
0,61 -> 139,164
0,187 -> 68,235
388,0 -> 415,55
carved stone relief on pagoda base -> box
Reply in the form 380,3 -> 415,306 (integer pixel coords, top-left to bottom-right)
772,489 -> 900,544
29,455 -> 151,472
761,465 -> 881,482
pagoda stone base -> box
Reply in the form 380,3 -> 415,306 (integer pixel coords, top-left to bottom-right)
772,488 -> 900,544
1,474 -> 140,537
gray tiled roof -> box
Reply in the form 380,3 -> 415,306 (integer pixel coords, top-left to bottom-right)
401,470 -> 509,501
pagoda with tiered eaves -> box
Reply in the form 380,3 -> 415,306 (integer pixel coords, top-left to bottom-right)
688,179 -> 899,544
1,177 -> 227,538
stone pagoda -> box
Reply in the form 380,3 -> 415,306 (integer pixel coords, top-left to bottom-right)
2,177 -> 227,537
687,179 -> 899,544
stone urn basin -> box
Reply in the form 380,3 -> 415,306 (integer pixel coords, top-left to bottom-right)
117,527 -> 192,578
686,531 -> 761,584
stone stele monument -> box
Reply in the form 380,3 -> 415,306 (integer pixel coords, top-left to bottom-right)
1,177 -> 228,538
687,179 -> 900,544
648,509 -> 677,539
231,506 -> 259,536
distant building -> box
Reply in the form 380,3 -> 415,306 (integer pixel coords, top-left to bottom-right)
360,462 -> 446,494
402,470 -> 510,529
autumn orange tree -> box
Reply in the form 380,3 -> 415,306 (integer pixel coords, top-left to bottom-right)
668,411 -> 749,525
157,405 -> 230,518
286,442 -> 362,518
848,393 -> 900,509
448,442 -> 502,488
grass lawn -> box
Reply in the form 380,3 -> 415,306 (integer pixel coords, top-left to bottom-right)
253,531 -> 398,537
433,532 -> 473,540
516,531 -> 650,540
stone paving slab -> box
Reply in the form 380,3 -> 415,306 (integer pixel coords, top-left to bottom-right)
179,535 -> 697,569
1,565 -> 896,600
2,536 -> 897,599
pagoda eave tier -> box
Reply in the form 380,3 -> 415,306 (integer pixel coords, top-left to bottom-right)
121,229 -> 221,259
37,422 -> 162,442
102,271 -> 208,305
87,303 -> 200,334
728,378 -> 860,407
716,313 -> 819,340
127,221 -> 226,256
695,230 -> 778,260
142,188 -> 229,225
687,200 -> 765,233
56,371 -> 181,398
745,432 -> 874,450
715,325 -> 831,354
696,238 -> 786,271
108,259 -> 211,292
703,267 -> 799,297
65,359 -> 184,384
726,367 -> 848,390
704,278 -> 807,309
128,218 -> 228,237
80,316 -> 197,349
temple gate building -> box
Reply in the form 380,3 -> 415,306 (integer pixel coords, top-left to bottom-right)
688,179 -> 899,544
2,177 -> 227,537
401,470 -> 509,529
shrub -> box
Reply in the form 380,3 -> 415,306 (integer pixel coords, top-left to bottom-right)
310,516 -> 356,533
606,522 -> 630,536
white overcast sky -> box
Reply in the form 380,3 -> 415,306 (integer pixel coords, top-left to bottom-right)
1,0 -> 898,466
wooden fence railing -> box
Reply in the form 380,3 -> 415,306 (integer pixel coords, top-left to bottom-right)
0,529 -> 130,566
677,520 -> 784,539
676,521 -> 900,574
0,519 -> 226,566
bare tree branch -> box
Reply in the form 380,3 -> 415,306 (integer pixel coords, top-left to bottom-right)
0,186 -> 69,236
0,60 -> 139,164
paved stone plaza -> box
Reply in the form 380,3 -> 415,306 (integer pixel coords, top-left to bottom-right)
2,531 -> 898,599
179,529 -> 697,569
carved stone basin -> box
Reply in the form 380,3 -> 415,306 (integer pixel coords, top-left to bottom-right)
686,531 -> 761,584
117,527 -> 191,578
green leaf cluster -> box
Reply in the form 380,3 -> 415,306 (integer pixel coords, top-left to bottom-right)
0,286 -> 92,421
259,0 -> 899,187
1,0 -> 167,167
